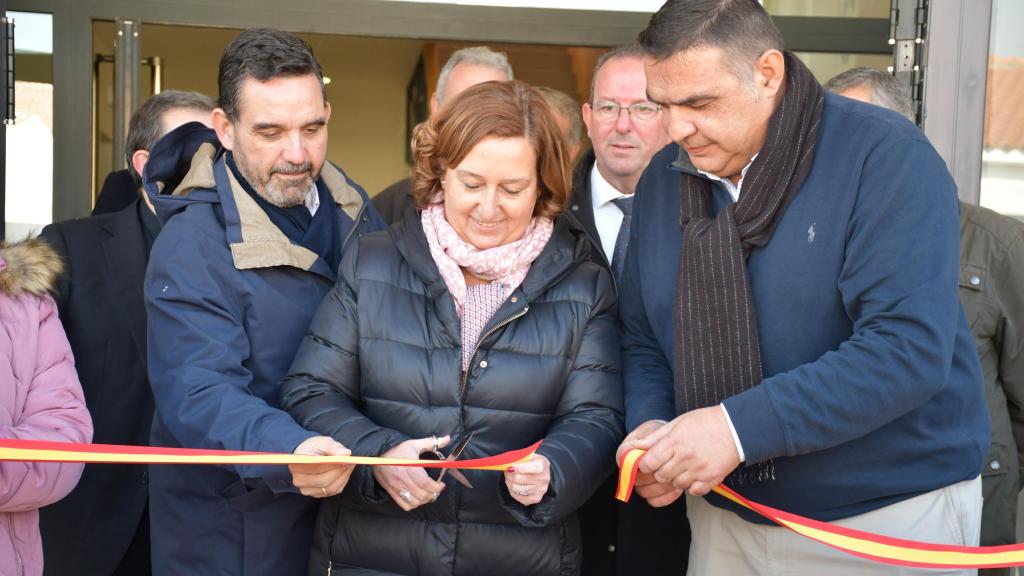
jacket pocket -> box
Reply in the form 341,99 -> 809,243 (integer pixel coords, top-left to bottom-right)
958,263 -> 992,334
982,441 -> 1011,479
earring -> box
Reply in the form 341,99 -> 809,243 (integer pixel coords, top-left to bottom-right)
440,179 -> 446,186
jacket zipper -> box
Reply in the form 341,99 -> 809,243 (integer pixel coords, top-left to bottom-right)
459,304 -> 529,400
326,529 -> 334,576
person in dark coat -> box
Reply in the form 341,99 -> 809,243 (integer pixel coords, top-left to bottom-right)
38,89 -> 214,576
92,169 -> 138,215
281,80 -> 624,576
567,46 -> 682,576
143,29 -> 384,576
373,46 -> 513,224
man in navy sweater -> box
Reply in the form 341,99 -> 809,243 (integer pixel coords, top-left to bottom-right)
617,1 -> 989,574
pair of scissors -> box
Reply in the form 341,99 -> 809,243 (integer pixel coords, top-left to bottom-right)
422,432 -> 475,489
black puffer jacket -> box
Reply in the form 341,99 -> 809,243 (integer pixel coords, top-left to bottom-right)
281,209 -> 624,576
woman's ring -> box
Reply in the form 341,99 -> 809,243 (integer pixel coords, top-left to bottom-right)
430,492 -> 439,503
399,489 -> 413,503
516,484 -> 530,497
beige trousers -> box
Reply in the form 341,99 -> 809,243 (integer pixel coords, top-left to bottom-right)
685,476 -> 982,576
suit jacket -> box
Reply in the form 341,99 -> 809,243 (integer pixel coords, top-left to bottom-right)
93,169 -> 140,216
571,149 -> 691,576
372,177 -> 414,225
38,200 -> 153,576
568,150 -> 606,268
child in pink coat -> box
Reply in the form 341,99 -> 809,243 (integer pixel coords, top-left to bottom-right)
0,238 -> 93,576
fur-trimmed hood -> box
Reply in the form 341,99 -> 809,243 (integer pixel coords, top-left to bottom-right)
0,237 -> 63,297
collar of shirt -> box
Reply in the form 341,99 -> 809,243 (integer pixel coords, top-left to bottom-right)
697,153 -> 758,203
590,163 -> 630,210
589,163 -> 633,260
304,181 -> 320,216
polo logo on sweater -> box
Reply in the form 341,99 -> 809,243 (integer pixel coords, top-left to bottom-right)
807,222 -> 816,244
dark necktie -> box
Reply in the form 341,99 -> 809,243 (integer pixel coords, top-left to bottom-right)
611,195 -> 634,282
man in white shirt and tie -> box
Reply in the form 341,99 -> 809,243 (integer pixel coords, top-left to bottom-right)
569,45 -> 677,576
571,46 -> 671,282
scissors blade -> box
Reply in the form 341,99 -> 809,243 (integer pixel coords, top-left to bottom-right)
436,432 -> 475,489
447,469 -> 474,489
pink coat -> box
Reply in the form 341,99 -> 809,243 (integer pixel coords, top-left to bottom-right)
0,239 -> 92,576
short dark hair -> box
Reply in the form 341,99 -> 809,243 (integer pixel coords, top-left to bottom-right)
638,0 -> 783,89
824,67 -> 915,122
589,45 -> 645,102
217,28 -> 327,122
126,90 -> 215,187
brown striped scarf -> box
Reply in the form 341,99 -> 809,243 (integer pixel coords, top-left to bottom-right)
673,52 -> 824,485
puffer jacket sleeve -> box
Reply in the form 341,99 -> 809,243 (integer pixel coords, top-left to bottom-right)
0,295 -> 92,512
501,265 -> 625,526
280,241 -> 410,503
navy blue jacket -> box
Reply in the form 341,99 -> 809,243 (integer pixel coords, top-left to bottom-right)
142,123 -> 384,575
621,93 -> 989,523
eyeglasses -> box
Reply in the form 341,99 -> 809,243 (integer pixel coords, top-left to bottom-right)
590,101 -> 662,123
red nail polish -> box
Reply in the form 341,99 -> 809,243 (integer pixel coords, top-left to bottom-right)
507,466 -> 516,473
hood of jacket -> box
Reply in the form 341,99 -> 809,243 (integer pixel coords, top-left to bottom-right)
142,121 -> 374,273
0,238 -> 62,297
143,121 -> 369,225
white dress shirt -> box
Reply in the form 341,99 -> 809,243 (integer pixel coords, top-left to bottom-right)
696,153 -> 758,202
304,181 -> 320,216
589,163 -> 632,261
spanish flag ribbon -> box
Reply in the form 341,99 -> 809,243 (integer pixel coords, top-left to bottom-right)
0,438 -> 539,471
617,448 -> 1024,569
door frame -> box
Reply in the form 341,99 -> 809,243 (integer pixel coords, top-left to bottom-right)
11,0 -> 889,221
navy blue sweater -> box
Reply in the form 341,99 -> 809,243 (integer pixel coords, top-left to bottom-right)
621,93 -> 989,523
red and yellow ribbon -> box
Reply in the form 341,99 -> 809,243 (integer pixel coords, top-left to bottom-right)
617,448 -> 1024,570
0,438 -> 539,470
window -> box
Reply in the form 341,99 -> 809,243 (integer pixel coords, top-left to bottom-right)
980,0 -> 1024,220
4,11 -> 53,241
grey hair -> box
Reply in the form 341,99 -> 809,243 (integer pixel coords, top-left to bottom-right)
535,86 -> 583,146
824,67 -> 915,122
435,46 -> 514,105
589,45 -> 646,103
126,90 -> 216,187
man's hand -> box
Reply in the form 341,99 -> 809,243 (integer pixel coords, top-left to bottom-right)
290,436 -> 355,499
616,420 -> 682,506
634,406 -> 741,497
615,419 -> 666,465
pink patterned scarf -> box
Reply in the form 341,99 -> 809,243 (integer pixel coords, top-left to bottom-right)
420,202 -> 553,315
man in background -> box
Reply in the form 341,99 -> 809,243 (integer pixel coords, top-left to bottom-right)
373,46 -> 513,223
39,90 -> 215,576
536,85 -> 584,162
568,45 -> 677,576
828,66 -> 1024,576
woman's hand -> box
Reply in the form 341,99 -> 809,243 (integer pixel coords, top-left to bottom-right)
504,454 -> 550,506
372,435 -> 450,511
